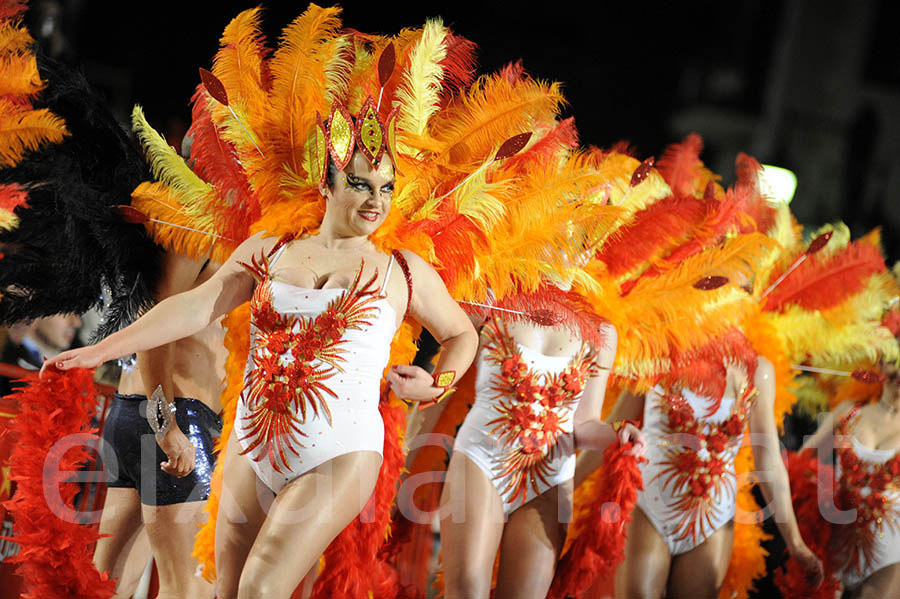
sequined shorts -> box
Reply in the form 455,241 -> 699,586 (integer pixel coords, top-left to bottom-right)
101,393 -> 221,506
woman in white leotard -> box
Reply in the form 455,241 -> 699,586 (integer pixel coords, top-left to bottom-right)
440,315 -> 644,599
801,360 -> 900,597
580,355 -> 822,598
46,150 -> 479,598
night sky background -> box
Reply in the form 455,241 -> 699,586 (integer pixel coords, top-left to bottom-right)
27,1 -> 900,264
39,1 -> 783,157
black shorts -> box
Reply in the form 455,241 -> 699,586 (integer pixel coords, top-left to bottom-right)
101,393 -> 221,506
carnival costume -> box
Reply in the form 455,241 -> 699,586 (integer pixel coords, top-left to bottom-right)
235,243 -> 410,492
772,262 -> 900,597
452,316 -> 600,514
555,136 -> 897,599
636,384 -> 754,556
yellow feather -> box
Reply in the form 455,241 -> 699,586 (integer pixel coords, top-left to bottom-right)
323,35 -> 353,106
0,98 -> 67,167
452,157 -> 511,232
396,19 -> 447,143
131,182 -> 220,261
131,105 -> 216,232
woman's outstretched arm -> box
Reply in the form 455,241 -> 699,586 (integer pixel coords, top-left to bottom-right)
42,233 -> 270,374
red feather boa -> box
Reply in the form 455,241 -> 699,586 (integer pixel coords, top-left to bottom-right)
3,368 -> 115,599
548,441 -> 644,599
772,450 -> 841,598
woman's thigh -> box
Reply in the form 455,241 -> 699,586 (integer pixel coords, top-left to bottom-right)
439,451 -> 506,599
214,429 -> 272,599
236,450 -> 382,599
855,562 -> 900,599
494,480 -> 571,599
614,505 -> 672,599
667,520 -> 734,599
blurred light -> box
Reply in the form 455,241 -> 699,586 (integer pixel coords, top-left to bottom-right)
760,164 -> 797,204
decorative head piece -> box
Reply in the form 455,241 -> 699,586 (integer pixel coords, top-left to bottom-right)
307,98 -> 400,188
306,41 -> 400,188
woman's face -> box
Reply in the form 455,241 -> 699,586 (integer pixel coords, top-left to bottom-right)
322,151 -> 394,237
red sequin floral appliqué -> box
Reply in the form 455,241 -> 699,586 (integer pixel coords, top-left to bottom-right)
833,405 -> 900,577
653,384 -> 756,544
239,250 -> 381,472
483,318 -> 597,505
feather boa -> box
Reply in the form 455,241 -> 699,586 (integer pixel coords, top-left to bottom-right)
548,441 -> 644,599
717,446 -> 771,599
3,368 -> 115,599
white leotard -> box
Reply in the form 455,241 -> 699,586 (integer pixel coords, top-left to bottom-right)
235,246 -> 399,493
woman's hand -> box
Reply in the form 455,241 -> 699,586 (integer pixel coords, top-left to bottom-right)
40,344 -> 107,376
790,542 -> 825,588
386,365 -> 443,402
158,425 -> 196,478
618,422 -> 647,458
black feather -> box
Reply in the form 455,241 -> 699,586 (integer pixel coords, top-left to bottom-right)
0,51 -> 161,338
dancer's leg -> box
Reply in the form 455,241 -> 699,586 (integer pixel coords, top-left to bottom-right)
666,520 -> 734,598
144,500 -> 214,599
439,452 -> 506,599
235,450 -> 382,599
115,529 -> 151,599
854,563 -> 900,599
614,506 -> 672,599
214,430 -> 271,599
93,487 -> 145,598
493,480 -> 571,599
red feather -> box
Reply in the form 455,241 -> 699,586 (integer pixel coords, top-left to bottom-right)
548,442 -> 645,598
499,60 -> 525,85
765,236 -> 887,313
0,0 -> 26,20
597,194 -> 708,279
186,86 -> 260,243
657,133 -> 706,198
463,285 -> 610,349
4,368 -> 116,599
732,153 -> 775,234
437,32 -> 477,101
662,328 -> 758,404
0,182 -> 28,212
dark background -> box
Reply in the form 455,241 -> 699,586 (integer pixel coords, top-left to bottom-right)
25,0 -> 900,264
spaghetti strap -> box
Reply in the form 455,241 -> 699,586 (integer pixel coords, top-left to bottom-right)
379,254 -> 395,295
391,250 -> 413,319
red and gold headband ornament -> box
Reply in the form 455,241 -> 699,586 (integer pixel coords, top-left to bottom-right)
307,98 -> 400,189
307,42 -> 401,188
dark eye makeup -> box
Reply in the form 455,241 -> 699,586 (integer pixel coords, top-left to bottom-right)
346,174 -> 394,194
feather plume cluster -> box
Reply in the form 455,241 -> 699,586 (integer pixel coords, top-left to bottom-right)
0,20 -> 159,336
